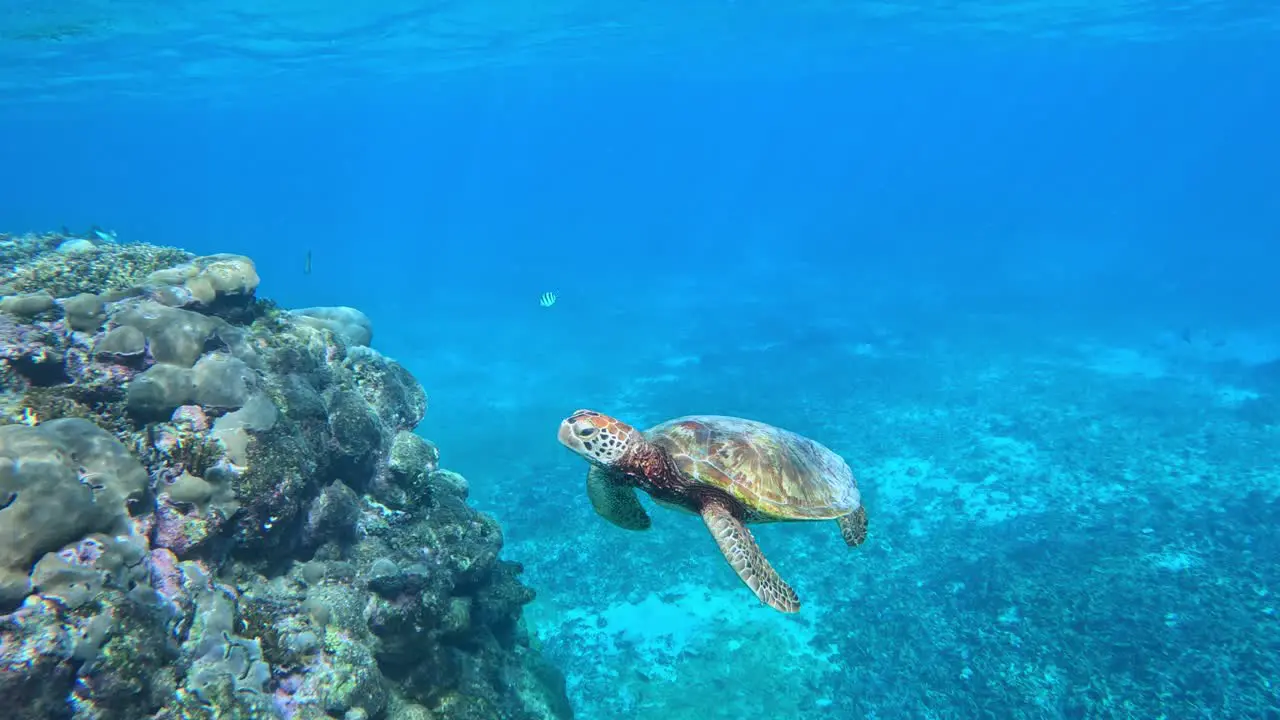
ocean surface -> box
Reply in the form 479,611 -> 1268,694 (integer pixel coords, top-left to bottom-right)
3,1 -> 1280,717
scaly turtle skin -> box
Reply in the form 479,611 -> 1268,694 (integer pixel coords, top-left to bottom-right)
558,409 -> 868,613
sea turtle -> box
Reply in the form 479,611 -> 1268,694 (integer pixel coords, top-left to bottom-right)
557,409 -> 868,613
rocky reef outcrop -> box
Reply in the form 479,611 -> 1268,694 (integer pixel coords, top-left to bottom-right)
0,231 -> 572,720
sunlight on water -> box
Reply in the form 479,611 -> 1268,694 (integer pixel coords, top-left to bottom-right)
3,0 -> 1279,100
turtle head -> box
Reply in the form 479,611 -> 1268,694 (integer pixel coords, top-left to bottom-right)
558,409 -> 643,468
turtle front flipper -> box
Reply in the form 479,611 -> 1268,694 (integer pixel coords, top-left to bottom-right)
587,466 -> 651,530
837,506 -> 868,547
700,497 -> 800,613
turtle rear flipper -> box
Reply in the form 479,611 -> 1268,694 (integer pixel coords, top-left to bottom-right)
701,497 -> 800,613
837,506 -> 868,547
587,466 -> 651,530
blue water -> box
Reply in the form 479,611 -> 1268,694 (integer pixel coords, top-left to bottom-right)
4,3 -> 1280,717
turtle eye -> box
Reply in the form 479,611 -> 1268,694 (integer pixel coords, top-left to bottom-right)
576,426 -> 596,438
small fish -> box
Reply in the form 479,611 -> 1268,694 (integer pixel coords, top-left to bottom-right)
304,250 -> 312,275
90,226 -> 117,242
539,291 -> 557,308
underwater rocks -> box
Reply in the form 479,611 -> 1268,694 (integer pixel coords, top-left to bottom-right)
0,231 -> 572,720
290,306 -> 374,347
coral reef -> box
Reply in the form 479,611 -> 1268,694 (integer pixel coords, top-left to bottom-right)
0,231 -> 571,720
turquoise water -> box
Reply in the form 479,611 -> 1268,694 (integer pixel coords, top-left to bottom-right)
4,2 -> 1280,717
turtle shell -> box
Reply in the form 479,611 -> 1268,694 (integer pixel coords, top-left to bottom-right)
645,415 -> 860,520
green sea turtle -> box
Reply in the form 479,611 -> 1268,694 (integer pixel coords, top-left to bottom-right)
558,409 -> 868,613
